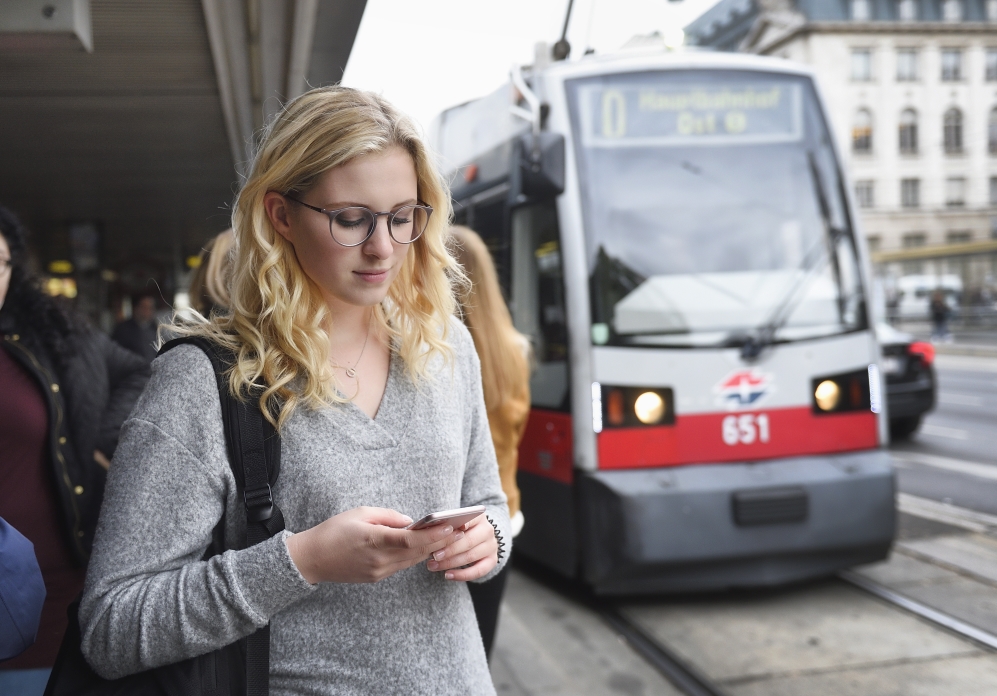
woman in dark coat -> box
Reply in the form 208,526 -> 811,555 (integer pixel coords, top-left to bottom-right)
0,206 -> 150,692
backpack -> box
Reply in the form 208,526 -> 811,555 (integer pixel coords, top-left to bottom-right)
44,337 -> 284,696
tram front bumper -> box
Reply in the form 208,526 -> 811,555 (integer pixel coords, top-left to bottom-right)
578,449 -> 896,595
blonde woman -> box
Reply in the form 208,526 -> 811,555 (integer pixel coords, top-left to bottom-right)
80,87 -> 509,694
450,226 -> 530,659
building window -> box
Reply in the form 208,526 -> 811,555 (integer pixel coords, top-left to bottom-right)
853,109 -> 873,153
990,108 -> 997,154
944,108 -> 963,153
947,231 -> 972,244
851,0 -> 871,20
989,0 -> 997,21
990,176 -> 997,205
897,0 -> 918,20
867,235 -> 882,251
942,49 -> 963,81
987,49 -> 997,81
901,178 -> 921,207
946,177 -> 966,207
897,49 -> 918,81
902,232 -> 927,248
851,49 -> 873,81
942,0 -> 963,22
855,180 -> 875,208
899,109 -> 918,154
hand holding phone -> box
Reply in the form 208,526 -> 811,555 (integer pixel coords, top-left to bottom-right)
286,506 -> 460,585
423,508 -> 498,582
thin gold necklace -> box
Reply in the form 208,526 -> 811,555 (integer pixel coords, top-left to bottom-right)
342,311 -> 372,379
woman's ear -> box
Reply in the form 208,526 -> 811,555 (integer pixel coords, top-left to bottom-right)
264,192 -> 294,242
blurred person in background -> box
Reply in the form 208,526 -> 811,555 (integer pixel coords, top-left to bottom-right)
451,225 -> 530,659
188,228 -> 234,316
111,291 -> 159,362
929,289 -> 951,343
0,205 -> 150,693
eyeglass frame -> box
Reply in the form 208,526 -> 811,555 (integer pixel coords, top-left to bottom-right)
283,194 -> 433,247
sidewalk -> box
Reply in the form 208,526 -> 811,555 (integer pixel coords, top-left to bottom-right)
890,321 -> 997,358
934,342 -> 997,358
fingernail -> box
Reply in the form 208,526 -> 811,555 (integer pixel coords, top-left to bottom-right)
454,531 -> 465,541
401,516 -> 413,524
445,572 -> 454,580
428,561 -> 439,571
434,549 -> 446,561
441,526 -> 453,535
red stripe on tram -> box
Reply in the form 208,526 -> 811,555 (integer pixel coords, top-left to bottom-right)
597,406 -> 878,470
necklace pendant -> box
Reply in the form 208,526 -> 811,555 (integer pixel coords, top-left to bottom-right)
345,367 -> 357,378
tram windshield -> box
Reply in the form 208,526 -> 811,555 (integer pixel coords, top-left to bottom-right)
566,70 -> 866,348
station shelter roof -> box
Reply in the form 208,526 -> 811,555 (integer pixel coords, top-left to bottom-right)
0,0 -> 366,289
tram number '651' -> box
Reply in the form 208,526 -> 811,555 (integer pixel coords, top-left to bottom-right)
722,414 -> 770,446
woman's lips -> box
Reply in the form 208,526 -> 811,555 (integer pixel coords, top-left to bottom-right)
354,269 -> 390,283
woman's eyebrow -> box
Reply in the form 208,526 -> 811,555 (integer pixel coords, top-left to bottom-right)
323,198 -> 418,209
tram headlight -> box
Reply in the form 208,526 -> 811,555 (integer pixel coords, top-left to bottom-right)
811,369 -> 871,414
600,386 -> 674,428
634,391 -> 666,424
814,380 -> 840,412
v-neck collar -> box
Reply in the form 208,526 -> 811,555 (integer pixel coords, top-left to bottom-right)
329,349 -> 414,450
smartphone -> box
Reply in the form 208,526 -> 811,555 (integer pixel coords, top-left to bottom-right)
406,505 -> 485,531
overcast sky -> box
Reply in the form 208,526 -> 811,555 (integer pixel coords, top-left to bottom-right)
341,0 -> 722,132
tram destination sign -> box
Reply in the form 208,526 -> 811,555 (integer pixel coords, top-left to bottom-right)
577,79 -> 802,148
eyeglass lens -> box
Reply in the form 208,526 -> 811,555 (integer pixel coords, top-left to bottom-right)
329,206 -> 429,246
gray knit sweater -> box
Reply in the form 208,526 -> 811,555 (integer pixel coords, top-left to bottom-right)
80,319 -> 509,695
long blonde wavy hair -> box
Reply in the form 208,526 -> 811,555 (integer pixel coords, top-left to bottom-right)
175,86 -> 462,427
449,226 -> 530,415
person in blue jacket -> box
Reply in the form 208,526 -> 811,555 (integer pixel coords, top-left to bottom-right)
0,516 -> 46,661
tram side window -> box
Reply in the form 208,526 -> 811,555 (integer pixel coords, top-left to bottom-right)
510,202 -> 569,411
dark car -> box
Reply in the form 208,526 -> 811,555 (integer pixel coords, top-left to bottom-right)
877,323 -> 936,439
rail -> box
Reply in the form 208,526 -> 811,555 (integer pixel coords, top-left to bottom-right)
596,603 -> 731,696
594,572 -> 997,696
839,570 -> 997,651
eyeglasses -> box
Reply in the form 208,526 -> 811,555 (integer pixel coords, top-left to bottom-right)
284,195 -> 432,247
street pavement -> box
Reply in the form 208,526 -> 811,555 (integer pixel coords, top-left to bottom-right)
893,352 -> 997,515
492,346 -> 997,695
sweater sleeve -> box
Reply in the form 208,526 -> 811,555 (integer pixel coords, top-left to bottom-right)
79,345 -> 314,679
452,320 -> 512,583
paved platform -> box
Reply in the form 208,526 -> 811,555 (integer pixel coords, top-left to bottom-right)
492,505 -> 997,695
491,569 -> 682,695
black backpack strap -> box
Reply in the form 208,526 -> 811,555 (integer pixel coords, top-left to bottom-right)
159,336 -> 285,695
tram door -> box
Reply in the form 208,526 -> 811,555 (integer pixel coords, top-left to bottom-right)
510,202 -> 569,410
509,200 -> 577,576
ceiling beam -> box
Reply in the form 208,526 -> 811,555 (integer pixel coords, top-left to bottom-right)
287,0 -> 319,100
200,0 -> 366,178
201,0 -> 254,177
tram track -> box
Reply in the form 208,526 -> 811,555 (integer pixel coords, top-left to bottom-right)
596,603 -> 731,696
594,570 -> 997,696
838,570 -> 997,651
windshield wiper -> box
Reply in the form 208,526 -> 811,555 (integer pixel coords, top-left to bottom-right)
725,153 -> 846,360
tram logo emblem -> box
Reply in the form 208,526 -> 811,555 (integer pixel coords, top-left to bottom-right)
715,369 -> 774,409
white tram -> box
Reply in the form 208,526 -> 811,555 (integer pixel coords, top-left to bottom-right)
433,49 -> 895,594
